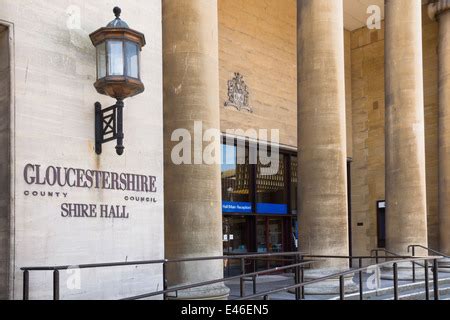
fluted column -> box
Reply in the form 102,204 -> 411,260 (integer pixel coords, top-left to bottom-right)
385,0 -> 428,255
297,0 -> 349,269
162,0 -> 228,299
430,0 -> 450,255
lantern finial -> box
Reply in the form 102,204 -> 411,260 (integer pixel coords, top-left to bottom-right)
113,7 -> 121,18
105,7 -> 129,28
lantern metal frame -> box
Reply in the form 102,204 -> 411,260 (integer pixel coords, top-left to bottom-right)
89,7 -> 146,156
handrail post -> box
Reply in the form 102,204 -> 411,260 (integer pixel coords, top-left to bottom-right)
252,258 -> 257,296
424,260 -> 430,301
339,275 -> 345,300
53,270 -> 60,301
23,270 -> 29,301
294,255 -> 300,300
359,258 -> 364,301
393,263 -> 399,301
412,247 -> 416,283
162,261 -> 168,301
375,250 -> 379,264
300,255 -> 305,300
433,259 -> 440,300
240,258 -> 245,298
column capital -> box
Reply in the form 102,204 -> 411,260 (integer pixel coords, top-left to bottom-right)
429,0 -> 450,21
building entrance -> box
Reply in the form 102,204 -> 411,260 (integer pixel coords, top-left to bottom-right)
377,201 -> 386,248
223,216 -> 252,254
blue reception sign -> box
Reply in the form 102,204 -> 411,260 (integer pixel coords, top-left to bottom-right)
222,202 -> 288,215
222,202 -> 252,214
256,203 -> 288,215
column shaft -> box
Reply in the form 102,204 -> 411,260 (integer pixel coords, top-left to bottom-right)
438,8 -> 450,255
297,0 -> 349,268
162,0 -> 228,299
385,0 -> 428,255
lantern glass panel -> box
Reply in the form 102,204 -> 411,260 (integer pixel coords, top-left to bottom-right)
107,40 -> 124,76
125,41 -> 139,78
96,42 -> 106,79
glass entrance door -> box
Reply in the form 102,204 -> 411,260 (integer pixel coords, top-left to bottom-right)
223,216 -> 251,254
223,216 -> 252,275
256,217 -> 285,270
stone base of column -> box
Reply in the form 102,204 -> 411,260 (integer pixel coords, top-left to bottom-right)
168,284 -> 230,301
300,269 -> 359,295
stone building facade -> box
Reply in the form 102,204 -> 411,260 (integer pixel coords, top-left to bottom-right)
0,1 -> 164,299
0,0 -> 449,300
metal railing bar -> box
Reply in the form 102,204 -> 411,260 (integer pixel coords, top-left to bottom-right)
371,248 -> 430,269
408,245 -> 450,259
21,259 -> 168,272
304,254 -> 415,260
371,248 -> 402,257
393,263 -> 399,300
23,270 -> 29,301
236,256 -> 442,301
169,252 -> 308,264
22,249 -> 446,301
21,252 -> 309,272
121,260 -> 316,301
425,260 -> 430,301
433,259 -> 440,301
22,253 -> 417,273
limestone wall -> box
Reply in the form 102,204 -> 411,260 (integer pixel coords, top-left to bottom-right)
0,0 -> 164,300
218,0 -> 353,156
218,0 -> 298,147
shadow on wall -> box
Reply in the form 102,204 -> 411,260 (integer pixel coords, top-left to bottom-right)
0,24 -> 11,300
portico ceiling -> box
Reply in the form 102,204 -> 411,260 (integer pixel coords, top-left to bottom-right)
343,0 -> 385,31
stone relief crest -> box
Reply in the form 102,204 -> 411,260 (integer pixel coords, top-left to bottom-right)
224,73 -> 253,113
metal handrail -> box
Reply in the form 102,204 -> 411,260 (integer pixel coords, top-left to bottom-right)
371,248 -> 402,260
408,244 -> 450,259
21,251 -> 311,301
122,260 -> 316,301
237,256 -> 444,301
21,250 -> 446,301
371,247 -> 433,283
304,254 -> 415,260
21,251 -> 306,271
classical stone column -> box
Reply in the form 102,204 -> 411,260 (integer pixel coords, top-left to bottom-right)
162,0 -> 229,299
385,0 -> 428,256
430,0 -> 450,257
297,0 -> 349,269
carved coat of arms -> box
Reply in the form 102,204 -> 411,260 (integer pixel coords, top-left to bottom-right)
224,73 -> 253,113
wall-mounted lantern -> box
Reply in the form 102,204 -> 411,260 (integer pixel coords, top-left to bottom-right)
90,7 -> 146,155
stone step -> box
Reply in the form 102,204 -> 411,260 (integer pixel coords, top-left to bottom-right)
332,276 -> 450,300
386,284 -> 450,300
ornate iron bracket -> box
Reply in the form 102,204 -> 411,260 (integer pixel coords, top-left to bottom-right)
95,99 -> 125,156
